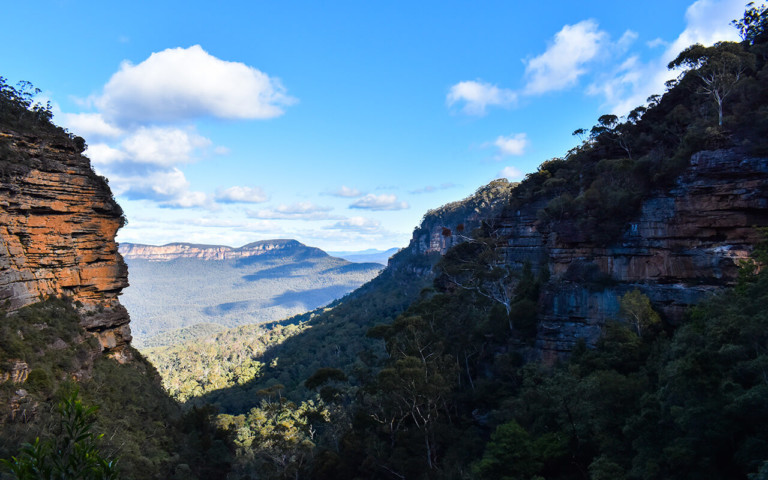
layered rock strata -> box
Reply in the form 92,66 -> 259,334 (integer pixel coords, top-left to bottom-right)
496,149 -> 768,360
0,128 -> 131,359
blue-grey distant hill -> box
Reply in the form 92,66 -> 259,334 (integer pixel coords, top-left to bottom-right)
328,247 -> 399,265
119,239 -> 384,347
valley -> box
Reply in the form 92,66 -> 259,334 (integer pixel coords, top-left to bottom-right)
2,4 -> 768,480
119,240 -> 383,347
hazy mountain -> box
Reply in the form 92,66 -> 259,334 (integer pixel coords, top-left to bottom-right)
119,239 -> 383,347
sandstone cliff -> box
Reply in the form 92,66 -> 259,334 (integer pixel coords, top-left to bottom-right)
490,149 -> 768,361
0,127 -> 131,359
120,239 -> 320,262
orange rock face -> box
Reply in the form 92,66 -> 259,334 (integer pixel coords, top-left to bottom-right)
0,128 -> 131,360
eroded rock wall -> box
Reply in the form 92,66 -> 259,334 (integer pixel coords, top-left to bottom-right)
497,149 -> 768,361
0,129 -> 131,358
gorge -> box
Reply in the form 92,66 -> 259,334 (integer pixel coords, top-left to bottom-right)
3,9 -> 768,477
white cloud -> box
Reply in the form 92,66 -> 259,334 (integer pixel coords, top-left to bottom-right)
588,0 -> 745,114
84,143 -> 127,165
524,20 -> 609,95
246,202 -> 337,220
446,80 -> 517,116
617,30 -> 639,51
84,126 -> 215,210
326,217 -> 382,233
493,133 -> 529,156
498,166 -> 524,181
95,45 -> 296,124
674,0 -> 745,50
350,194 -> 409,211
164,191 -> 210,209
215,186 -> 269,204
330,186 -> 363,198
61,112 -> 123,139
117,126 -> 212,167
112,168 -> 211,208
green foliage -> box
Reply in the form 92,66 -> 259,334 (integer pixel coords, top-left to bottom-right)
1,390 -> 119,480
732,2 -> 768,45
0,299 -> 234,479
669,41 -> 755,126
618,289 -> 661,337
0,77 -> 54,130
474,420 -> 566,480
144,320 -> 308,402
218,398 -> 334,480
305,368 -> 348,391
0,298 -> 98,398
0,77 -> 88,158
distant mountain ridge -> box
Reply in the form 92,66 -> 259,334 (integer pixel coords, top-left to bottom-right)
119,239 -> 322,262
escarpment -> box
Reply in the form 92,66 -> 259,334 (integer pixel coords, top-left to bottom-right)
493,149 -> 768,360
0,127 -> 131,359
119,239 -> 315,262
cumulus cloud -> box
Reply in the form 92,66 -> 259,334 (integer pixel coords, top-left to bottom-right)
329,186 -> 363,198
588,0 -> 744,114
350,194 -> 409,211
493,133 -> 528,157
409,183 -> 456,194
84,127 -> 213,208
215,186 -> 269,204
61,112 -> 123,139
446,80 -> 517,116
120,126 -> 211,167
67,45 -> 300,212
325,217 -> 382,233
111,168 -> 210,208
498,166 -> 524,181
84,143 -> 127,165
94,45 -> 296,125
524,20 -> 609,95
246,202 -> 337,220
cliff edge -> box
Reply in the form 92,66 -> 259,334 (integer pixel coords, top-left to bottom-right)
0,125 -> 131,359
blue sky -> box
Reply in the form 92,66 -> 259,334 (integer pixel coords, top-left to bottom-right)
1,0 -> 755,251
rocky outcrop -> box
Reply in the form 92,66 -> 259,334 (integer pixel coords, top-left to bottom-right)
0,360 -> 29,384
385,180 -> 516,278
0,128 -> 131,360
119,239 -> 316,262
496,149 -> 768,361
411,179 -> 516,257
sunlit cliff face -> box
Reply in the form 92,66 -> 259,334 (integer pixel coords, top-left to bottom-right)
0,129 -> 131,360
